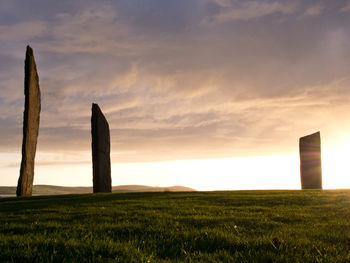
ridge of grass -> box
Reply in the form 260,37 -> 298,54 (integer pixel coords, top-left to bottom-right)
0,185 -> 195,196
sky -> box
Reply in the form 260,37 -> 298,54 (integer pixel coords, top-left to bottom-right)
0,0 -> 350,190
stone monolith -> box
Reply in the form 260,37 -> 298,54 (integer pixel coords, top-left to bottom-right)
91,103 -> 112,193
16,46 -> 41,197
299,131 -> 322,189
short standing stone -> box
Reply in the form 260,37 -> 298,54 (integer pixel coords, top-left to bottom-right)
299,131 -> 322,189
17,46 -> 41,197
91,103 -> 112,193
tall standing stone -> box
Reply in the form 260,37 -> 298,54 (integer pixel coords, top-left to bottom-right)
16,46 -> 41,197
91,103 -> 112,193
299,131 -> 322,189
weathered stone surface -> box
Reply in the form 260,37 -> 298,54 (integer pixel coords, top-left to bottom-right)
91,103 -> 112,193
17,46 -> 41,197
299,131 -> 322,189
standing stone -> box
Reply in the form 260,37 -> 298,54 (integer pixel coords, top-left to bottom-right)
16,46 -> 41,197
91,103 -> 112,193
299,131 -> 322,189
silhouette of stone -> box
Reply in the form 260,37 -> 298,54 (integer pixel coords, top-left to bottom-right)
299,131 -> 322,189
91,103 -> 112,193
16,46 -> 41,197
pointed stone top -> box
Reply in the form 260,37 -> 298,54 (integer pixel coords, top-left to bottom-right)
300,131 -> 320,141
299,131 -> 321,148
26,45 -> 34,56
92,103 -> 102,113
91,103 -> 108,126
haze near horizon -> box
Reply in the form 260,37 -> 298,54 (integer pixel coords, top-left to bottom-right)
1,0 -> 350,190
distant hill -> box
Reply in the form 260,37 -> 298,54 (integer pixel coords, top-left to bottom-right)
0,184 -> 195,196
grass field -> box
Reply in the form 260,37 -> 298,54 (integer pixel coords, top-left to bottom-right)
1,190 -> 350,262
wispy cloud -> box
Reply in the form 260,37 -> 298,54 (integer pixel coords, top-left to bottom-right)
340,2 -> 350,12
0,20 -> 46,41
208,1 -> 297,23
303,4 -> 323,17
38,5 -> 127,54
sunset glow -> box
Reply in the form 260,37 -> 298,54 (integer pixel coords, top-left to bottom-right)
2,146 -> 350,191
322,140 -> 350,189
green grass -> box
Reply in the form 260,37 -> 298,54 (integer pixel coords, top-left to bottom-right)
1,190 -> 350,262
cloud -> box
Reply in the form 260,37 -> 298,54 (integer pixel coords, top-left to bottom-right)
340,2 -> 350,12
208,1 -> 297,23
37,5 -> 127,54
0,20 -> 46,41
303,4 -> 323,17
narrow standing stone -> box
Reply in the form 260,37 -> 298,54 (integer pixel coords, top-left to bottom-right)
17,46 -> 41,197
91,103 -> 112,193
299,131 -> 322,189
